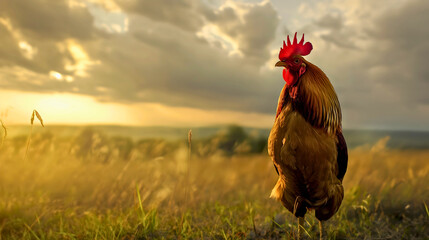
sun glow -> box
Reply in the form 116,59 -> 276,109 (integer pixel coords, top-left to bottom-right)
18,41 -> 37,60
0,90 -> 273,127
49,71 -> 63,81
0,90 -> 132,125
57,39 -> 100,78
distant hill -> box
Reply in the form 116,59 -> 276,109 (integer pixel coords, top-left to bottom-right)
5,125 -> 267,140
343,129 -> 429,149
4,125 -> 429,149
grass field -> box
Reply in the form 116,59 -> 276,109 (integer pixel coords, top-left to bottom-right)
0,129 -> 428,239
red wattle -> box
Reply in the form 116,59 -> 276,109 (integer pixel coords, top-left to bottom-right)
282,68 -> 297,86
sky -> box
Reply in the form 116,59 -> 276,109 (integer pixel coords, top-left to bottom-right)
0,0 -> 428,130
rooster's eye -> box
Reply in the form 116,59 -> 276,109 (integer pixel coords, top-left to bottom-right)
294,59 -> 300,64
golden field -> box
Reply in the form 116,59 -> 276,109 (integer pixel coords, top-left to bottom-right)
0,126 -> 428,239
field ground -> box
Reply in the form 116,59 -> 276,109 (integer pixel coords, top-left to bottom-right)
0,130 -> 428,239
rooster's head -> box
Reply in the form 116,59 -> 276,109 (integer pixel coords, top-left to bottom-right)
275,33 -> 313,86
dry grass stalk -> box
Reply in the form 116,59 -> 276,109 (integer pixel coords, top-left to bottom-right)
0,119 -> 7,149
25,109 -> 45,159
185,130 -> 192,207
179,129 -> 193,237
31,109 -> 44,127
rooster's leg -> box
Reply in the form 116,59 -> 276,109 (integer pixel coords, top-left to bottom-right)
297,217 -> 304,240
319,220 -> 324,240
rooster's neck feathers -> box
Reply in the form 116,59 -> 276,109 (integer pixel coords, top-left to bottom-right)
293,61 -> 342,134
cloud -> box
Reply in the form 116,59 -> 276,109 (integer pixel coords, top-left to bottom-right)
206,0 -> 279,64
300,0 -> 429,129
75,14 -> 280,113
0,0 -> 428,129
0,0 -> 98,40
0,0 -> 103,79
314,14 -> 343,30
0,21 -> 26,67
113,0 -> 209,32
0,0 -> 281,115
370,0 -> 429,103
113,0 -> 279,64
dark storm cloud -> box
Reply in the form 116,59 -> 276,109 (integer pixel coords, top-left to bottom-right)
0,0 -> 427,129
0,0 -> 98,40
0,0 -> 100,78
0,0 -> 281,114
113,0 -> 208,32
311,0 -> 429,129
209,1 -> 279,64
315,14 -> 343,30
114,0 -> 279,64
374,0 -> 429,46
0,24 -> 25,67
75,15 -> 280,113
313,13 -> 357,49
0,22 -> 73,88
369,0 -> 429,104
373,0 -> 429,83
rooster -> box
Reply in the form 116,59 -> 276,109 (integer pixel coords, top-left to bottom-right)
268,33 -> 348,240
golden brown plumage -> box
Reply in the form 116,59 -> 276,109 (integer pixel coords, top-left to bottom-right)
268,33 -> 348,239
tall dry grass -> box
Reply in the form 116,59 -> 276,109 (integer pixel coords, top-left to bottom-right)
0,130 -> 427,239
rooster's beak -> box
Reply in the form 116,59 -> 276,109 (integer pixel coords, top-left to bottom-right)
275,61 -> 288,68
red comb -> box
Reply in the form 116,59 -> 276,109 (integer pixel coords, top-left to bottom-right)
279,32 -> 313,60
